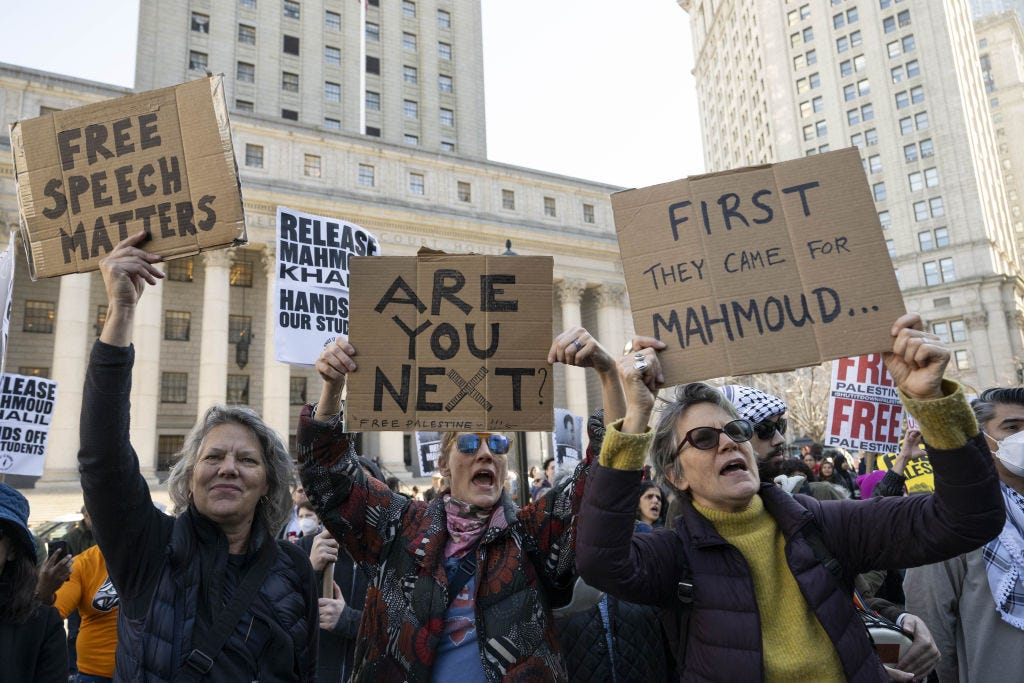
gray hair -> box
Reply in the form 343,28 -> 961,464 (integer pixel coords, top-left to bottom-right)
650,383 -> 739,494
167,404 -> 294,534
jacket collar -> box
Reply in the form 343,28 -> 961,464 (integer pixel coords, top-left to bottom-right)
672,484 -> 814,546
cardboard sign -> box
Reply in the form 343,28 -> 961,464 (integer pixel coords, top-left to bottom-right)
10,75 -> 246,279
413,431 -> 442,477
345,252 -> 554,432
0,236 -> 13,376
0,373 -> 57,477
274,206 -> 379,365
552,408 -> 584,478
612,148 -> 905,384
824,354 -> 903,453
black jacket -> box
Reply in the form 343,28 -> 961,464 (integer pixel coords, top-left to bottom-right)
0,604 -> 67,683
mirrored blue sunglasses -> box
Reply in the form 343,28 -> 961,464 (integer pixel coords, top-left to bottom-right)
456,433 -> 510,455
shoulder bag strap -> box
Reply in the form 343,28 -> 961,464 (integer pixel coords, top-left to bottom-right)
446,540 -> 482,608
172,535 -> 278,682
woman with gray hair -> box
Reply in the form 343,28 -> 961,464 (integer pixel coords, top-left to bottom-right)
78,232 -> 318,682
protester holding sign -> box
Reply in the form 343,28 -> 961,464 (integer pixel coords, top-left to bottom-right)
77,232 -> 318,681
577,313 -> 1005,682
297,325 -> 621,682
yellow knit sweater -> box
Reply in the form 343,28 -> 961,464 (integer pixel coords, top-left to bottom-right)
694,497 -> 845,682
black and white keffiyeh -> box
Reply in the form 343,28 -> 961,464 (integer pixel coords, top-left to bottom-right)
983,482 -> 1024,631
719,384 -> 787,425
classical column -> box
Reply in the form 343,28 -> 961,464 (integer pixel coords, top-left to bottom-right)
261,247 -> 291,439
130,263 -> 164,476
377,431 -> 406,478
44,273 -> 92,481
197,250 -> 232,412
556,279 -> 589,419
596,284 -> 627,355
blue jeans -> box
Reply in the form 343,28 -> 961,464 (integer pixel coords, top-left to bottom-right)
76,674 -> 112,683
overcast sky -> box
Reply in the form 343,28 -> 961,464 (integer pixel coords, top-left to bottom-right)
0,0 -> 705,188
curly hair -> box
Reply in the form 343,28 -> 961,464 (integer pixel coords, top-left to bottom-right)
649,382 -> 739,495
167,404 -> 294,534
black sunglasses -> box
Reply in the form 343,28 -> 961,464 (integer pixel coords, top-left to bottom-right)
677,419 -> 753,454
456,433 -> 510,455
753,417 -> 788,440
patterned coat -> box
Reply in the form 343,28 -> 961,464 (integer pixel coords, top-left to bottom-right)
298,404 -> 592,682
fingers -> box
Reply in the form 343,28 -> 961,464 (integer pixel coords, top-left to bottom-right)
882,665 -> 915,682
548,327 -> 592,367
332,581 -> 342,600
317,336 -> 357,382
890,312 -> 925,337
628,335 -> 667,353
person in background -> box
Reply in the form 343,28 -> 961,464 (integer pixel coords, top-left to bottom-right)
905,387 -> 1024,682
531,457 -> 556,502
719,385 -> 788,483
578,313 -> 1004,682
0,483 -> 67,682
635,481 -> 665,533
61,505 -> 96,682
281,484 -> 309,541
872,430 -> 925,499
297,501 -> 322,539
52,543 -> 119,683
78,233 -> 318,681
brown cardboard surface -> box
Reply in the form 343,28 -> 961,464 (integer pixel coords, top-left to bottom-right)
612,148 -> 905,385
345,253 -> 554,432
10,75 -> 245,279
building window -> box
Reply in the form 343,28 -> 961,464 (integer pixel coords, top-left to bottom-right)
283,1 -> 300,19
918,230 -> 934,251
325,46 -> 341,65
457,181 -> 471,202
438,42 -> 452,60
228,315 -> 252,344
872,182 -> 887,201
404,134 -> 419,146
366,55 -> 380,75
290,377 -> 308,405
865,128 -> 878,146
238,24 -> 256,44
929,196 -> 944,217
226,375 -> 250,404
324,82 -> 340,102
230,258 -> 254,287
283,35 -> 300,55
409,172 -> 425,195
440,108 -> 454,127
909,171 -> 923,192
23,301 -> 55,333
402,1 -> 416,17
437,9 -> 451,29
235,100 -> 253,114
281,108 -> 298,121
239,0 -> 256,7
403,32 -> 417,51
365,126 -> 380,137
403,100 -> 418,119
816,120 -> 827,137
885,239 -> 895,257
868,155 -> 882,173
895,91 -> 909,109
440,141 -> 455,152
836,36 -> 849,53
164,311 -> 191,341
167,257 -> 194,281
158,435 -> 185,472
282,72 -> 299,92
906,60 -> 920,78
191,12 -> 210,33
304,154 -> 321,178
583,203 -> 595,224
325,117 -> 341,130
439,74 -> 453,93
365,91 -> 380,111
358,164 -> 375,187
861,103 -> 874,121
934,226 -> 949,247
923,261 -> 939,286
919,138 -> 933,157
366,22 -> 380,41
161,372 -> 188,403
898,9 -> 911,27
850,30 -> 862,47
544,196 -> 557,218
502,189 -> 515,210
910,85 -> 924,104
18,367 -> 49,378
847,108 -> 860,126
954,349 -> 970,370
949,318 -> 966,342
878,210 -> 891,229
403,65 -> 418,83
812,95 -> 823,112
902,35 -> 915,53
325,10 -> 340,31
237,61 -> 255,82
807,49 -> 817,65
189,51 -> 208,71
939,257 -> 955,282
923,167 -> 939,188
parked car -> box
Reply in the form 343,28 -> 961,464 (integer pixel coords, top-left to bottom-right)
32,512 -> 84,544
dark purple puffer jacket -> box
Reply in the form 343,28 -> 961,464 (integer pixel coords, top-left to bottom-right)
577,434 -> 1005,682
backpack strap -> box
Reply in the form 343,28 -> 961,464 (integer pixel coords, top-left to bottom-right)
801,517 -> 849,591
445,540 -> 482,608
659,525 -> 696,673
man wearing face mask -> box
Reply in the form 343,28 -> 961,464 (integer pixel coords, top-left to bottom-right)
904,387 -> 1024,682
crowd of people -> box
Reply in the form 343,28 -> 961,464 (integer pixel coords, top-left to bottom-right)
1,232 -> 1020,682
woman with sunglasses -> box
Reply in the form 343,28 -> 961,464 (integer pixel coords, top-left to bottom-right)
297,326 -> 622,682
577,314 -> 1005,682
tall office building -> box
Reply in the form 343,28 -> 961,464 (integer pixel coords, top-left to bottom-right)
679,0 -> 1024,390
971,0 -> 1024,24
0,0 -> 629,486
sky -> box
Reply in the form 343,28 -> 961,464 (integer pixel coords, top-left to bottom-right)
0,0 -> 705,189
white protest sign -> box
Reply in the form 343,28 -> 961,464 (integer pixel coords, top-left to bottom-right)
552,408 -> 584,479
0,235 -> 14,377
0,373 -> 58,476
824,354 -> 903,453
274,206 -> 380,365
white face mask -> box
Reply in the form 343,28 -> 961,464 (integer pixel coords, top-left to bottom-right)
992,430 -> 1024,477
298,517 -> 320,535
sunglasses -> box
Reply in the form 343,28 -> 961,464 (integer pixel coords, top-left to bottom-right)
753,417 -> 788,440
456,433 -> 510,455
676,419 -> 753,454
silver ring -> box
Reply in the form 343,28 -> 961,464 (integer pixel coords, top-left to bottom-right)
572,338 -> 583,351
634,352 -> 645,360
634,359 -> 649,371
